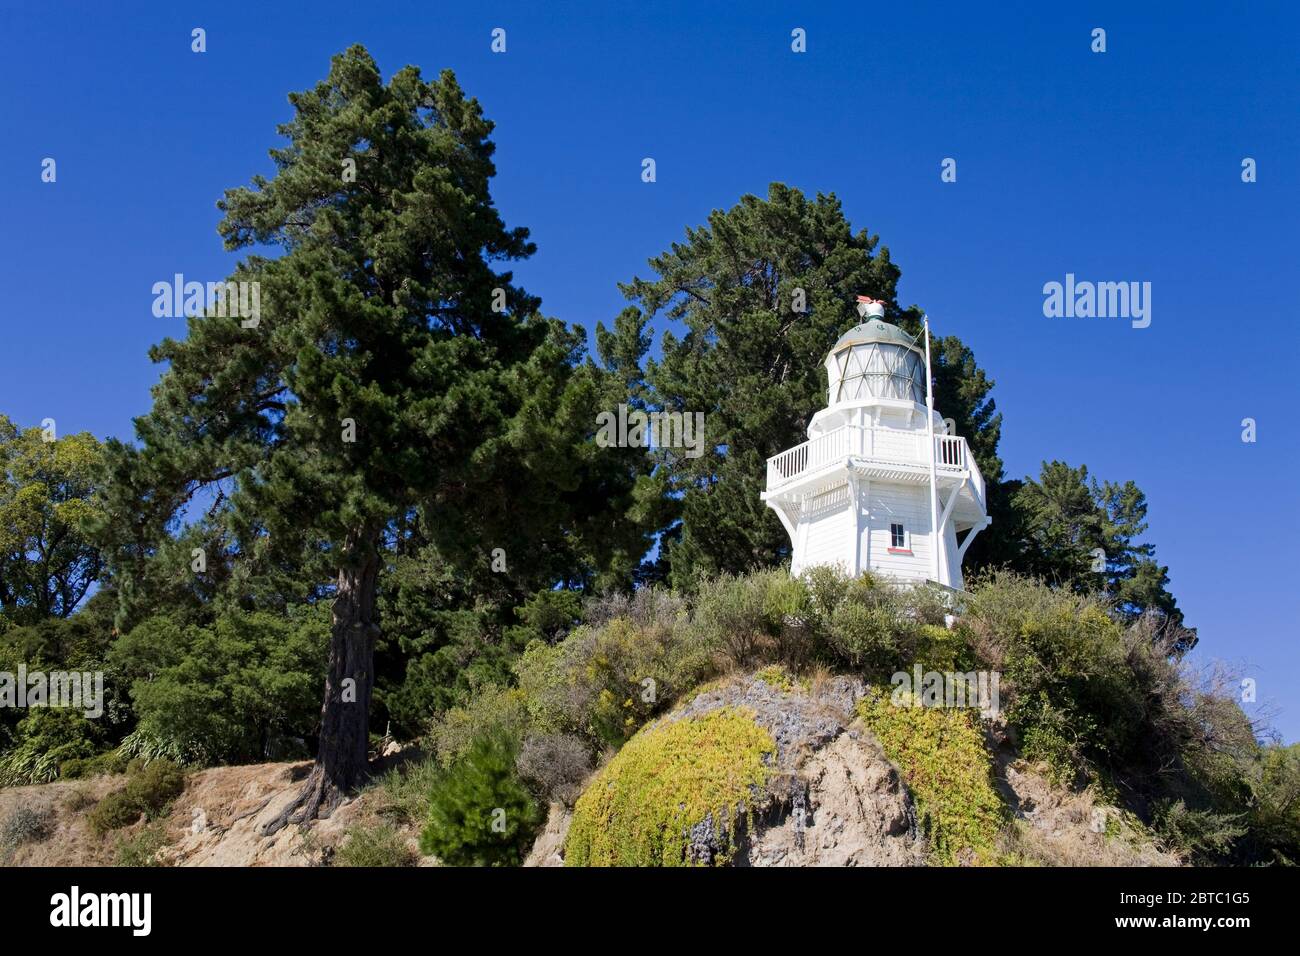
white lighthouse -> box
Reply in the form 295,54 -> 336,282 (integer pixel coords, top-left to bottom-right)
761,297 -> 990,589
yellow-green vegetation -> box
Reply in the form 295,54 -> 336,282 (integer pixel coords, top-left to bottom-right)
856,689 -> 1006,866
336,822 -> 416,867
565,707 -> 776,866
754,664 -> 793,692
913,623 -> 972,672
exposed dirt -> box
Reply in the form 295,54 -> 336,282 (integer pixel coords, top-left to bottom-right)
0,759 -> 432,867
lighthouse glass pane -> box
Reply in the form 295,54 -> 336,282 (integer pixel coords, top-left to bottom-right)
833,343 -> 925,404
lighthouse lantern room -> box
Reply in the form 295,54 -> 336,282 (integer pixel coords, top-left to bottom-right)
761,297 -> 990,589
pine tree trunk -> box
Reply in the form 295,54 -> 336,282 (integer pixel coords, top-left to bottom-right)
262,524 -> 380,835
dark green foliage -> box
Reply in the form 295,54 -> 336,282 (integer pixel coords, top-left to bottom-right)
0,587 -> 130,781
0,709 -> 102,787
609,183 -> 1004,587
87,759 -> 185,835
419,732 -> 543,866
60,749 -> 130,780
1238,743 -> 1300,864
375,567 -> 587,738
99,47 -> 654,809
1013,461 -> 1190,641
960,572 -> 1165,779
1150,800 -> 1247,862
88,792 -> 142,835
109,606 -> 328,764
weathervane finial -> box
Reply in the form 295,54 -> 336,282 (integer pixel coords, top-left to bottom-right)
855,295 -> 886,319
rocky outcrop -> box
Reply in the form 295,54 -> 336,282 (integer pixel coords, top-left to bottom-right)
743,732 -> 924,866
534,670 -> 927,867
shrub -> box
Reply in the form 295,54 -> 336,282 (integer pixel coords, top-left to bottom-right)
959,572 -> 1143,779
63,787 -> 95,812
693,570 -> 783,667
88,790 -> 143,834
856,689 -> 1006,866
515,733 -> 592,806
565,708 -> 776,867
377,758 -> 444,825
427,685 -> 528,769
516,613 -> 715,749
60,748 -> 130,780
913,623 -> 975,673
584,585 -> 688,630
0,805 -> 53,856
754,664 -> 794,692
336,822 -> 416,867
1150,800 -> 1247,862
827,599 -> 914,673
115,824 -> 168,867
419,732 -> 543,866
87,758 -> 185,835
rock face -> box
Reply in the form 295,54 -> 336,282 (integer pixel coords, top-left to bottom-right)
531,670 -> 927,867
523,803 -> 571,867
743,732 -> 924,866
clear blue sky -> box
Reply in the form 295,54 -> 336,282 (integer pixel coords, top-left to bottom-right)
2,2 -> 1297,739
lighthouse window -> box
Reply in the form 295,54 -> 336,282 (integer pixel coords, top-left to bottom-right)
890,523 -> 907,549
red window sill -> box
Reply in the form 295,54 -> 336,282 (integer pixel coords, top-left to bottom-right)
887,547 -> 913,555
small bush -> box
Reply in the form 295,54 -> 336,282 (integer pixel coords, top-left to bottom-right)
87,759 -> 185,835
336,822 -> 416,867
419,732 -> 543,867
515,733 -> 592,806
115,824 -> 168,867
516,613 -> 714,749
584,586 -> 687,630
753,664 -> 794,693
1150,800 -> 1247,861
127,759 -> 185,814
63,787 -> 95,812
0,805 -> 53,855
377,758 -> 444,825
88,790 -> 142,834
427,685 -> 527,769
693,571 -> 782,667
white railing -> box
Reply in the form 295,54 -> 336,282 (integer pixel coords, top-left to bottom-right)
766,424 -> 984,504
935,434 -> 964,469
766,425 -> 855,485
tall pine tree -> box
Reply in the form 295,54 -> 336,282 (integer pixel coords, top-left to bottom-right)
103,47 -> 652,829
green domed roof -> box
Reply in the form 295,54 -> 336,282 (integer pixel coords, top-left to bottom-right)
831,320 -> 920,353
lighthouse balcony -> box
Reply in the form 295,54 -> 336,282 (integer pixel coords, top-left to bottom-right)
763,424 -> 986,522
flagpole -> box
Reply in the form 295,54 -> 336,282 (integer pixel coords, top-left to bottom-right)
923,315 -> 940,584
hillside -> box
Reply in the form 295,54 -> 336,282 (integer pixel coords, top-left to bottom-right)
0,671 -> 1180,868
1,567 -> 1290,867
